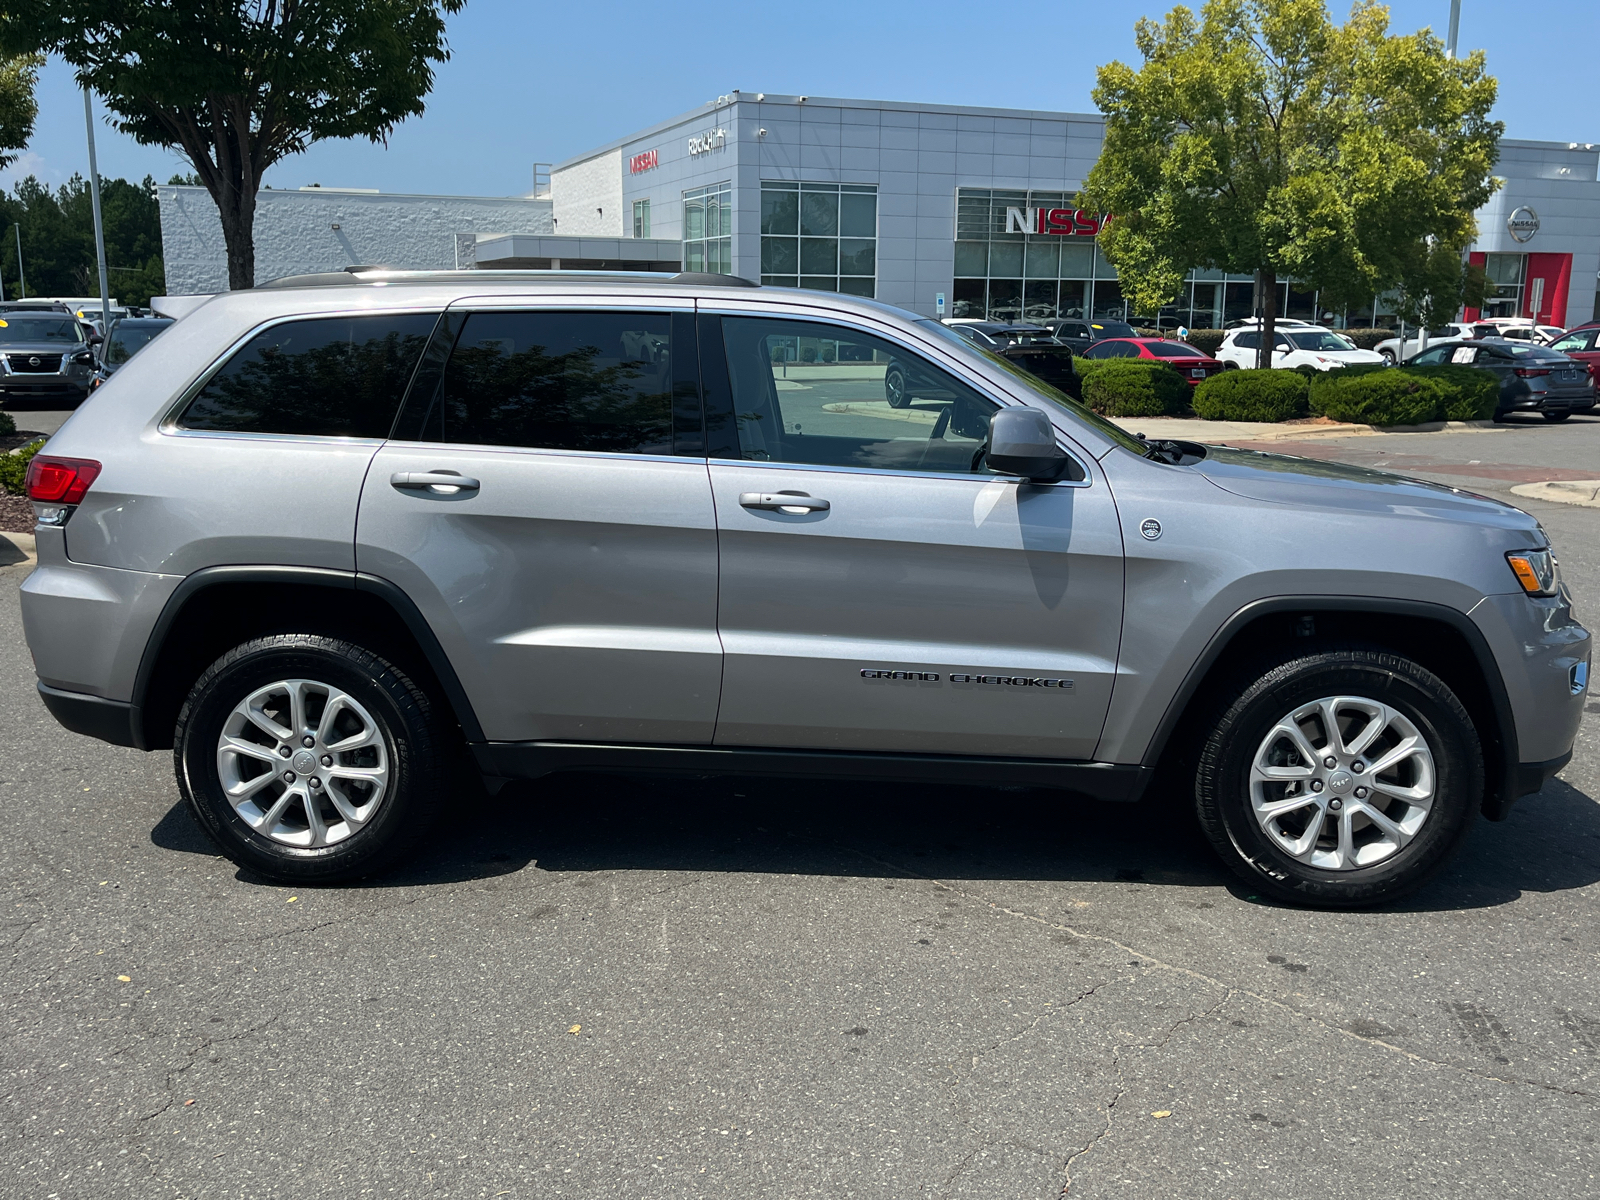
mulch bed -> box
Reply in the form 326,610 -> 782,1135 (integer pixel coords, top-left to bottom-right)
0,429 -> 49,534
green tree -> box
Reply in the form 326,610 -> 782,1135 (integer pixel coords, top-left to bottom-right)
1082,0 -> 1501,365
0,52 -> 39,170
0,1 -> 466,291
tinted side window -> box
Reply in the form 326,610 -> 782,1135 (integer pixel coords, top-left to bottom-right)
402,310 -> 677,454
713,316 -> 1003,475
1234,331 -> 1260,350
180,314 -> 437,437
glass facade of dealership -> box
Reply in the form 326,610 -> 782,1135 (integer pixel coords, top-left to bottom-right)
551,94 -> 1597,330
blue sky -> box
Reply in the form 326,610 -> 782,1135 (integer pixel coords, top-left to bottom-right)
9,0 -> 1598,197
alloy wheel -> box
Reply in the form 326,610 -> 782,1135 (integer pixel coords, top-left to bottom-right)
1248,694 -> 1436,870
216,678 -> 390,848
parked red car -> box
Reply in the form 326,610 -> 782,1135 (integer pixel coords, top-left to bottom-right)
1546,326 -> 1600,383
1078,337 -> 1224,385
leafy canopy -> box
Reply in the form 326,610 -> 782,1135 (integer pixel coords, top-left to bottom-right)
1082,0 -> 1501,325
0,53 -> 40,171
0,1 -> 466,288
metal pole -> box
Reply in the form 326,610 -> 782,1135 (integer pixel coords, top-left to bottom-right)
14,224 -> 23,298
1446,0 -> 1461,57
83,87 -> 113,333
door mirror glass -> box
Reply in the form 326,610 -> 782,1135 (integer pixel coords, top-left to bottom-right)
985,407 -> 1069,480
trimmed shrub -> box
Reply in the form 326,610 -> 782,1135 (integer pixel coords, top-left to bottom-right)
1185,329 -> 1226,355
0,438 -> 45,496
1192,369 -> 1309,422
1309,370 -> 1445,426
1404,364 -> 1499,421
1077,359 -> 1191,417
0,411 -> 14,437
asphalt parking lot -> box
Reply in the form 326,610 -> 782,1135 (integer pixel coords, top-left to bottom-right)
2,409 -> 1598,1199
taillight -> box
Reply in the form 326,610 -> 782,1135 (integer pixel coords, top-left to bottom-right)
26,455 -> 102,505
1514,367 -> 1550,378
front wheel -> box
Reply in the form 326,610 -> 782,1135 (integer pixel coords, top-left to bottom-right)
1379,350 -> 1396,364
1543,409 -> 1571,422
175,634 -> 450,883
1195,648 -> 1481,908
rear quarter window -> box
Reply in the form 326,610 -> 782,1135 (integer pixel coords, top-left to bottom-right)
178,313 -> 440,437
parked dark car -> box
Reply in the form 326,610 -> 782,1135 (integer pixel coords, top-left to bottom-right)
1405,338 -> 1595,421
1036,318 -> 1139,354
1079,337 -> 1225,385
934,322 -> 1076,397
0,312 -> 98,406
90,316 -> 174,391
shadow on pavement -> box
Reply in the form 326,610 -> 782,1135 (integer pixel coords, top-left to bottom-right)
150,768 -> 1600,909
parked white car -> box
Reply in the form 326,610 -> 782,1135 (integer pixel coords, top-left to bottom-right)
1216,326 -> 1387,371
1374,323 -> 1492,363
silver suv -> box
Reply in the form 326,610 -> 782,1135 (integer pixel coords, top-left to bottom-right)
18,271 -> 1591,907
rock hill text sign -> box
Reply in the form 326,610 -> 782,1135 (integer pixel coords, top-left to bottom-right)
688,128 -> 727,156
1004,206 -> 1106,237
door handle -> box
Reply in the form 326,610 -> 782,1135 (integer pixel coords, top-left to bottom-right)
739,491 -> 830,513
391,471 -> 480,493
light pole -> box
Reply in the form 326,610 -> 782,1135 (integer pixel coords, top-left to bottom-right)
82,87 -> 113,333
13,224 -> 23,298
1446,0 -> 1461,58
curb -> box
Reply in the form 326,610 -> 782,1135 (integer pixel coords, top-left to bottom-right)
0,530 -> 35,566
1509,480 -> 1600,508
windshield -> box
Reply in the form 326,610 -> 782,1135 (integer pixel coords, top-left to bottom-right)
914,318 -> 1148,455
1504,343 -> 1566,360
0,317 -> 81,344
1150,342 -> 1206,358
1090,321 -> 1137,338
1005,328 -> 1061,346
1287,331 -> 1357,351
106,323 -> 166,365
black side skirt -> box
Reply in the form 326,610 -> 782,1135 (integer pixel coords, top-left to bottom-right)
471,741 -> 1155,802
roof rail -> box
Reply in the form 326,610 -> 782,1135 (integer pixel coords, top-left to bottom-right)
255,268 -> 761,290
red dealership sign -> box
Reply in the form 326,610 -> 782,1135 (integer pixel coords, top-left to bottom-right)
629,149 -> 659,174
1004,206 -> 1105,236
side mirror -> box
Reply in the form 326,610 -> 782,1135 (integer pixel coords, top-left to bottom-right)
986,407 -> 1069,481
87,332 -> 103,345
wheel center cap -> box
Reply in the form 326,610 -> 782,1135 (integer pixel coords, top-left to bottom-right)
1327,770 -> 1355,795
291,749 -> 318,776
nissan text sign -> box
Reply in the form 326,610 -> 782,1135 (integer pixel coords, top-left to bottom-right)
1004,207 -> 1106,237
629,149 -> 659,174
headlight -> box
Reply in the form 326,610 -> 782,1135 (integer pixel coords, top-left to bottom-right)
1506,548 -> 1561,597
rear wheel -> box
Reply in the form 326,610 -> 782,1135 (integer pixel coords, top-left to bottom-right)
1379,349 -> 1396,364
1543,409 -> 1571,422
175,634 -> 450,883
1195,648 -> 1481,908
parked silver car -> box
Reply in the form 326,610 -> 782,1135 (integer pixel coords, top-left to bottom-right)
0,311 -> 98,406
18,271 -> 1591,907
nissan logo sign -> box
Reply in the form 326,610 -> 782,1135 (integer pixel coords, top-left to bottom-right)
27,356 -> 40,367
1507,205 -> 1540,243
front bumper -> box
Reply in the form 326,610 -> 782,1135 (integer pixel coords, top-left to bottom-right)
0,377 -> 89,401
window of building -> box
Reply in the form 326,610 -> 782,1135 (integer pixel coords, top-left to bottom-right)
633,199 -> 651,239
179,313 -> 438,438
683,183 -> 731,274
1481,252 -> 1525,319
760,181 -> 877,297
398,310 -> 677,455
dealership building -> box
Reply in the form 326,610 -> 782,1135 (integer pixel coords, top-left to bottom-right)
159,91 -> 1600,330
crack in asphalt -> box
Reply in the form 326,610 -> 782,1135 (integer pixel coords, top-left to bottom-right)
825,842 -> 1600,1105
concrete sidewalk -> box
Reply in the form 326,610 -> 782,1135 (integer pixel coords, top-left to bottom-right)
1109,415 -> 1502,443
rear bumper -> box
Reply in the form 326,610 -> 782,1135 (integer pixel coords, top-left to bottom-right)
36,683 -> 136,747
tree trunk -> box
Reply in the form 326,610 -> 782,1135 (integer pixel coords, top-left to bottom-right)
215,181 -> 258,290
1255,268 -> 1278,370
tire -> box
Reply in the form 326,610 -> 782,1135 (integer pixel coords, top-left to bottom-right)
1222,360 -> 1239,370
1195,648 -> 1481,909
1379,350 -> 1396,364
1543,409 -> 1571,422
175,634 -> 450,883
885,365 -> 910,408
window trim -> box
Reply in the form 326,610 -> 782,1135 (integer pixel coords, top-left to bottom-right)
159,308 -> 446,440
696,308 -> 1091,489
